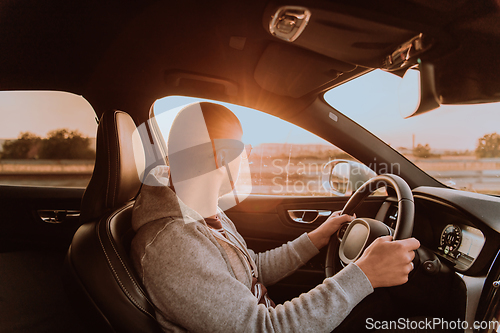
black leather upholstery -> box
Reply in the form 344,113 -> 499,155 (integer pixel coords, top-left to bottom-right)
80,110 -> 145,224
65,110 -> 162,332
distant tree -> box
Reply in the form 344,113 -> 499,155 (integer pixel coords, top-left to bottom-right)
1,132 -> 41,159
476,132 -> 500,158
38,129 -> 95,159
413,143 -> 432,158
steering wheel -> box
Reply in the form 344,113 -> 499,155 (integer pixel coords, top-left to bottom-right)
325,174 -> 414,278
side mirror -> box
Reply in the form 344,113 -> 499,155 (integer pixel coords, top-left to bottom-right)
322,160 -> 377,196
399,62 -> 441,118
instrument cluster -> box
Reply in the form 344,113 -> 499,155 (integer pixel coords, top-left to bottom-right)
438,223 -> 484,271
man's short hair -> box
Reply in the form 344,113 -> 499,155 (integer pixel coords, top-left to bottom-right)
198,102 -> 243,141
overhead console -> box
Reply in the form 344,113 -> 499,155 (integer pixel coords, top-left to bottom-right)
263,4 -> 425,68
257,4 -> 437,98
261,1 -> 500,105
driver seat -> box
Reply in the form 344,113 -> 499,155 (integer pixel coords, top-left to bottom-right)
64,110 -> 163,332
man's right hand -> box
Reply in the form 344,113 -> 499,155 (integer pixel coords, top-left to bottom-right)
355,236 -> 420,289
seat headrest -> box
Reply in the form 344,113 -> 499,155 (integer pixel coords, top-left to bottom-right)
80,110 -> 145,223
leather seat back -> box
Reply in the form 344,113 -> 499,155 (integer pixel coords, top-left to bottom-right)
80,110 -> 145,224
65,110 -> 162,332
66,203 -> 162,332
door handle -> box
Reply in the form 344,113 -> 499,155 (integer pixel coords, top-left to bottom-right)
37,210 -> 80,224
287,210 -> 332,224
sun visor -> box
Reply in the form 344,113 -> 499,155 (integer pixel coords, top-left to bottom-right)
254,43 -> 356,98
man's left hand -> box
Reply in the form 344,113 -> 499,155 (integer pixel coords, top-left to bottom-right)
308,211 -> 355,250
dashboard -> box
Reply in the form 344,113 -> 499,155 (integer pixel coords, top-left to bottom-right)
375,187 -> 500,332
376,188 -> 494,274
375,186 -> 500,331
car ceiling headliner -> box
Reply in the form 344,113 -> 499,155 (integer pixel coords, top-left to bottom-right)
0,0 -> 499,123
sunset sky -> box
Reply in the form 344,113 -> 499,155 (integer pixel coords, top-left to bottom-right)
1,71 -> 499,153
324,70 -> 500,151
0,91 -> 98,139
153,96 -> 328,147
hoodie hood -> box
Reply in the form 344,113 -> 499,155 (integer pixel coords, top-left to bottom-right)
131,165 -> 206,232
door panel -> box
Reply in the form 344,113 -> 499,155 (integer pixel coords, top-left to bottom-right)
0,185 -> 84,252
223,194 -> 387,304
0,185 -> 86,333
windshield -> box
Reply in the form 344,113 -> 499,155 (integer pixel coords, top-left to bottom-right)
324,69 -> 500,195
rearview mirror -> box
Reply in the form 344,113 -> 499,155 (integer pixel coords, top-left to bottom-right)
399,62 -> 441,118
322,160 -> 376,196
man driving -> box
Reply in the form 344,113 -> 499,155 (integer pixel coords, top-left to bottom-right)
130,102 -> 420,332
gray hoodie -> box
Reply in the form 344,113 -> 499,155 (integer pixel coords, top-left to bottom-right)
130,170 -> 373,332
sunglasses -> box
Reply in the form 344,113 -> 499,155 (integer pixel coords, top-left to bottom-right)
211,141 -> 252,166
170,139 -> 250,163
168,140 -> 251,181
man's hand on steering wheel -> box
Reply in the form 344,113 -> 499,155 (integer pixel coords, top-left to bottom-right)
323,174 -> 422,288
355,235 -> 420,288
308,211 -> 356,250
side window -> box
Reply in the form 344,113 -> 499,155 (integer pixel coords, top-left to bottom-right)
0,91 -> 97,187
153,96 -> 380,197
232,109 -> 363,196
